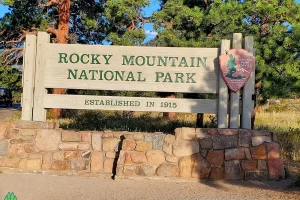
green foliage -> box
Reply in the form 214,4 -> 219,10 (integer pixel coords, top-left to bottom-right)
4,192 -> 17,200
105,0 -> 150,45
0,0 -> 150,46
153,0 -> 300,100
0,0 -> 106,48
107,29 -> 146,46
0,0 -> 14,6
0,0 -> 46,43
0,64 -> 22,102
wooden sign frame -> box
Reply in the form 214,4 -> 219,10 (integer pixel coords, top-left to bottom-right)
22,32 -> 255,129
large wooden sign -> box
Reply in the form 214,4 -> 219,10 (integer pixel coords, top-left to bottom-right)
45,45 -> 219,93
22,32 -> 255,129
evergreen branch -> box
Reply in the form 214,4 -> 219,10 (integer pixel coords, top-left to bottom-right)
0,48 -> 23,67
141,17 -> 152,24
6,35 -> 27,44
6,28 -> 37,44
7,49 -> 24,66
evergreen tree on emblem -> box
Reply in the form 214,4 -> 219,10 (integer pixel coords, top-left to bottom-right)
226,54 -> 237,78
225,54 -> 245,79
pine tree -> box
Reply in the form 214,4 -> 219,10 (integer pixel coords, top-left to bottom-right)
153,0 -> 300,100
152,0 -> 300,126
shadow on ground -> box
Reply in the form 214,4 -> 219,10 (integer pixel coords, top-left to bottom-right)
60,110 -> 195,133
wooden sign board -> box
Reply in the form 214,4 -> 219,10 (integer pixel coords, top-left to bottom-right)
44,44 -> 219,93
43,94 -> 217,114
22,32 -> 255,130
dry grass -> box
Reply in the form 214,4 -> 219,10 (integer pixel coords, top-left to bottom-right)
255,104 -> 300,162
256,111 -> 299,129
255,102 -> 300,131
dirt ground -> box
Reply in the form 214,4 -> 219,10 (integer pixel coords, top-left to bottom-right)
0,172 -> 299,200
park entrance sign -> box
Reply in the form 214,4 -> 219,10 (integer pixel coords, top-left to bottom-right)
46,45 -> 217,93
22,32 -> 255,129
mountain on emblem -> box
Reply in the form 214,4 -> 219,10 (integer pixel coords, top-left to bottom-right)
219,49 -> 255,92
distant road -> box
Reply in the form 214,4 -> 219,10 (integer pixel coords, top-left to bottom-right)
0,104 -> 21,121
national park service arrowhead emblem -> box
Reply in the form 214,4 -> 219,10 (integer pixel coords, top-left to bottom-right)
219,49 -> 255,92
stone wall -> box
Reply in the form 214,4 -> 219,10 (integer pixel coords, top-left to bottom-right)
0,121 -> 118,176
116,128 -> 285,180
0,121 -> 285,180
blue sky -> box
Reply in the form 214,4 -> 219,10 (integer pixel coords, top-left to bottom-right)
0,0 -> 299,43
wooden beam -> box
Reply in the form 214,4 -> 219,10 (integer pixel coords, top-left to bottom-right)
229,33 -> 242,128
241,36 -> 255,129
21,35 -> 37,121
33,32 -> 50,121
43,94 -> 218,114
218,39 -> 230,128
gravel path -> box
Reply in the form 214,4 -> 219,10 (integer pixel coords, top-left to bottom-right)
0,173 -> 299,200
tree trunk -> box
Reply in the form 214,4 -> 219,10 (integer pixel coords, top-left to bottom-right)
196,113 -> 204,128
51,0 -> 71,119
251,104 -> 262,129
251,82 -> 262,129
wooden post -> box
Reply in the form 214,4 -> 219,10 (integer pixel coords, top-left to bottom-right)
21,35 -> 37,121
33,32 -> 50,121
241,36 -> 255,129
218,40 -> 230,128
229,33 -> 242,128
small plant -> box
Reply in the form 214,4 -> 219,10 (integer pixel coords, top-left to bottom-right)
4,192 -> 17,200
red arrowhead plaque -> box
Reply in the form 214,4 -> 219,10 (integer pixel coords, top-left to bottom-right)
219,49 -> 255,92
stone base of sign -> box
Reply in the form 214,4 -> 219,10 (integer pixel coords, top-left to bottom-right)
0,121 -> 285,181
